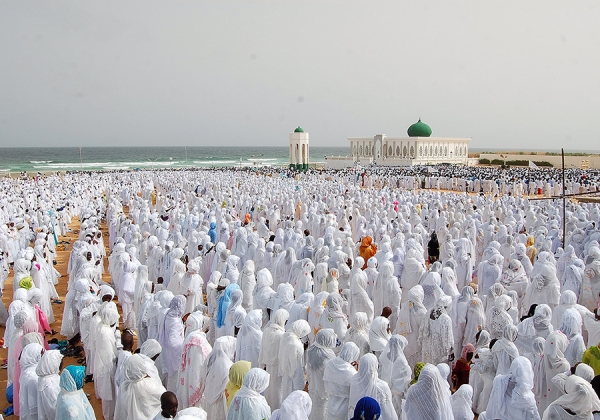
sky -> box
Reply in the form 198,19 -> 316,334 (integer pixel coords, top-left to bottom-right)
1,1 -> 599,150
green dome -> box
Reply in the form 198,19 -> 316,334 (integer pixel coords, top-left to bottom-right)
294,126 -> 304,133
407,119 -> 432,137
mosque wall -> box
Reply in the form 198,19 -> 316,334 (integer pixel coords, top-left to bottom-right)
329,135 -> 471,168
480,153 -> 600,169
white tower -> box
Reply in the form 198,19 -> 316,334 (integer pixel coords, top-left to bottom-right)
289,126 -> 309,170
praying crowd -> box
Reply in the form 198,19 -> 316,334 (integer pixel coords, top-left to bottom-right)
0,164 -> 600,419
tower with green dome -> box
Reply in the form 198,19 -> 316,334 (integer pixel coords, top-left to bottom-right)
289,126 -> 309,170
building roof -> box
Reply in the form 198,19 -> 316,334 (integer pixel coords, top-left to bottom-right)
407,119 -> 432,137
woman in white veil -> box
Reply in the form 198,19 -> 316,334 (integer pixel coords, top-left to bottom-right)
481,356 -> 540,420
405,363 -> 454,420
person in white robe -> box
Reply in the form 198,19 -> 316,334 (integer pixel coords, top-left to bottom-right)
293,258 -> 314,298
278,319 -> 311,400
158,295 -> 186,392
182,260 -> 204,315
202,336 -> 236,420
419,296 -> 454,365
36,349 -> 64,420
258,308 -> 289,410
235,309 -> 263,367
478,253 -> 503,299
369,315 -> 391,357
481,356 -> 540,420
542,374 -> 600,419
451,285 -> 475,355
344,312 -> 371,357
487,294 -> 514,340
400,249 -> 426,303
349,257 -> 374,322
177,312 -> 212,409
114,354 -> 167,420
224,288 -> 246,338
287,292 -> 312,328
492,324 -> 520,376
19,342 -> 44,420
405,363 -> 454,420
317,293 -> 347,354
270,390 -> 312,420
348,353 -> 398,420
540,330 -> 571,415
372,261 -> 402,328
581,246 -> 600,311
381,335 -> 412,417
306,328 -> 336,420
94,302 -> 120,420
516,304 -> 553,361
551,290 -> 590,331
118,260 -> 137,329
452,384 -> 475,420
226,368 -> 272,420
559,308 -> 586,367
238,260 -> 256,311
523,252 -> 561,311
323,342 -> 359,420
395,284 -> 427,366
139,339 -> 163,387
463,296 -> 486,356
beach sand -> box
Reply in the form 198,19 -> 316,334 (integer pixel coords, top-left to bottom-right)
0,215 -> 114,418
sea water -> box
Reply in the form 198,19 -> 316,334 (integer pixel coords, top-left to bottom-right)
0,146 -> 349,173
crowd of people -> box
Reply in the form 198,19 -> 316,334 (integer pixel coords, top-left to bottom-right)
1,163 -> 600,419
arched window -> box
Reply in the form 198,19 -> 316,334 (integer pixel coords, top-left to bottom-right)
359,145 -> 363,155
419,146 -> 423,156
434,146 -> 438,157
403,146 -> 408,157
429,146 -> 433,156
410,146 -> 415,158
388,146 -> 393,156
352,146 -> 357,155
444,146 -> 448,156
455,146 -> 458,156
372,145 -> 376,156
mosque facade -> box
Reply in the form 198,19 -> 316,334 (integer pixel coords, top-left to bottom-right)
289,126 -> 309,170
325,119 -> 472,169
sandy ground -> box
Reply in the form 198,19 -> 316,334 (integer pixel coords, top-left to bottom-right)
0,216 -> 113,418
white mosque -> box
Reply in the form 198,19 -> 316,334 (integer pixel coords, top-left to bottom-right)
325,119 -> 472,169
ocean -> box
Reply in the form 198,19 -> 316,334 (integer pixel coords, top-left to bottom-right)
0,146 -> 349,173
1,146 -> 598,174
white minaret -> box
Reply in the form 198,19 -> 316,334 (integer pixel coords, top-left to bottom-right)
289,126 -> 309,170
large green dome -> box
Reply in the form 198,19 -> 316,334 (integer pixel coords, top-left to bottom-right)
294,126 -> 304,133
407,119 -> 432,137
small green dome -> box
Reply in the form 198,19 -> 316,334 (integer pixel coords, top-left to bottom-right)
294,126 -> 304,133
407,119 -> 432,137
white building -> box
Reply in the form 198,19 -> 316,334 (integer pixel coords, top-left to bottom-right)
289,126 -> 309,170
325,119 -> 472,169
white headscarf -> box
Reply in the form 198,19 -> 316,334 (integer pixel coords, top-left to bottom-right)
368,316 -> 390,352
114,354 -> 166,420
278,320 -> 311,379
203,336 -> 236,405
227,368 -> 272,420
271,390 -> 312,420
405,363 -> 454,420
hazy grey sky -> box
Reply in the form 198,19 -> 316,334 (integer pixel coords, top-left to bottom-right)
1,1 -> 599,149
